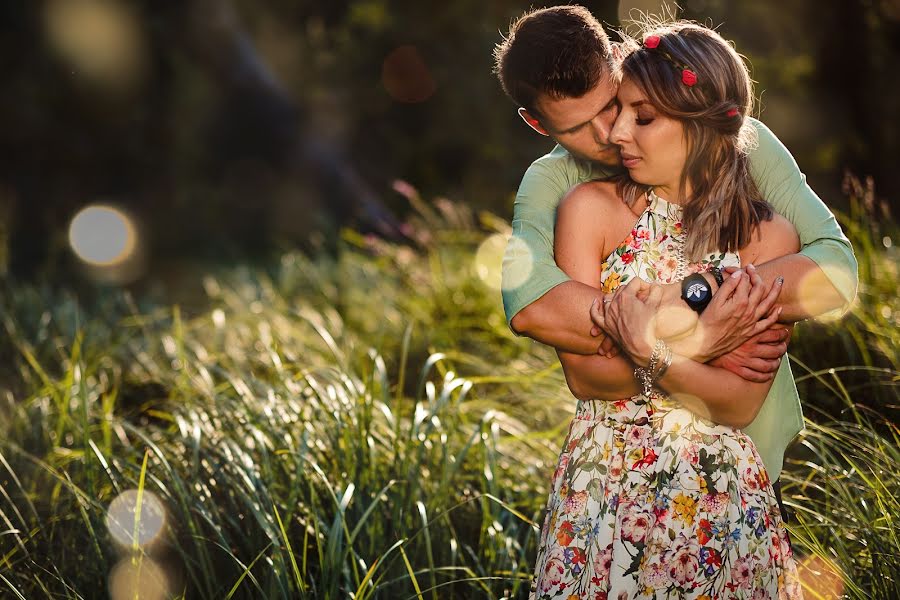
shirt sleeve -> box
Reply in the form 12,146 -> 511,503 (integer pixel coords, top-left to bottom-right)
746,118 -> 859,312
501,153 -> 576,329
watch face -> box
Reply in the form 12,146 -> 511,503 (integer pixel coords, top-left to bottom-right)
685,281 -> 710,302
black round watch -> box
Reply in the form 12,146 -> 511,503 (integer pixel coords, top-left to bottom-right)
681,273 -> 713,313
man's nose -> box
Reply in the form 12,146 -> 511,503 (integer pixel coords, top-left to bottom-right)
591,117 -> 612,144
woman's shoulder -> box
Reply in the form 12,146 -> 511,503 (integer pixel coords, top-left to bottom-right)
558,180 -> 626,218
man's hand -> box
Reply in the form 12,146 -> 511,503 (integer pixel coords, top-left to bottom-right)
671,265 -> 784,363
591,292 -> 622,358
710,325 -> 792,382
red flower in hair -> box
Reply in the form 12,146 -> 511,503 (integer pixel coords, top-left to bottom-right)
727,108 -> 740,117
681,69 -> 697,87
644,35 -> 660,49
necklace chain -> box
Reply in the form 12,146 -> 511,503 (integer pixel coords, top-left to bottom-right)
651,189 -> 688,281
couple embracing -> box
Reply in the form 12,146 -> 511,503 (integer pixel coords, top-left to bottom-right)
493,6 -> 857,598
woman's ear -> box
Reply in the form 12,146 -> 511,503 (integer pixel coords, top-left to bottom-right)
612,42 -> 624,63
518,108 -> 549,136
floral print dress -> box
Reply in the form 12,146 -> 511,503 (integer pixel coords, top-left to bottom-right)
530,191 -> 801,599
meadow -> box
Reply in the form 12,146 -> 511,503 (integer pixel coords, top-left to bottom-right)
0,176 -> 897,599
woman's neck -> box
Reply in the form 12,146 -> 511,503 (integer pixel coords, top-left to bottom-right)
653,181 -> 691,206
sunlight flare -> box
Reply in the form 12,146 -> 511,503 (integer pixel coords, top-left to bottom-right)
69,204 -> 138,267
109,557 -> 170,600
474,233 -> 507,290
106,489 -> 167,550
500,235 -> 534,292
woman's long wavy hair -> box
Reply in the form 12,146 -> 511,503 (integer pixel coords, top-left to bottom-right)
616,21 -> 773,261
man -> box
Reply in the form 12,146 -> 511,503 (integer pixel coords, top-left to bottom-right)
493,6 -> 857,512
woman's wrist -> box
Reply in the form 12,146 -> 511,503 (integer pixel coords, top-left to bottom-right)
633,339 -> 673,396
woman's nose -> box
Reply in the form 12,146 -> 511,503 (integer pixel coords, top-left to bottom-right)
609,114 -> 628,145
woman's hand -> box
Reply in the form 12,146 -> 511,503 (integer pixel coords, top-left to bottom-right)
670,265 -> 783,363
590,278 -> 663,367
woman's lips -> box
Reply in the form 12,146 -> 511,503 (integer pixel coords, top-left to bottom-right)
621,152 -> 641,168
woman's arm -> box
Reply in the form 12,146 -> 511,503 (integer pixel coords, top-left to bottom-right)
503,155 -> 616,355
595,214 -> 800,426
553,181 -> 640,400
656,214 -> 801,426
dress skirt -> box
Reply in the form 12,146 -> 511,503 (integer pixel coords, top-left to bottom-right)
529,394 -> 802,599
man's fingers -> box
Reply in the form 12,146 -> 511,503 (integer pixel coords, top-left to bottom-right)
589,297 -> 607,330
754,275 -> 785,321
737,367 -> 777,384
599,335 -> 617,357
746,342 -> 788,360
745,357 -> 782,373
753,327 -> 789,345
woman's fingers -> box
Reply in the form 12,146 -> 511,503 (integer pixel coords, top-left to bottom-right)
618,277 -> 650,301
731,271 -> 751,309
753,275 -> 785,321
647,283 -> 664,307
712,268 -> 744,305
745,264 -> 766,310
751,304 -> 783,336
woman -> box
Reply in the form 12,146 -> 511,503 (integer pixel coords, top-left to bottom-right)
530,22 -> 803,599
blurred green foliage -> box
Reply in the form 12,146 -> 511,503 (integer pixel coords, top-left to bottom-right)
0,180 -> 897,597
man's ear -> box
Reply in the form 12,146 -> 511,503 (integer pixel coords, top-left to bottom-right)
518,108 -> 550,136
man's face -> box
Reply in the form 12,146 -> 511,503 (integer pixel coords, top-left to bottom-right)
530,72 -> 621,165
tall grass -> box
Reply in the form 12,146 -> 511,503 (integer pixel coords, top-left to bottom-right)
0,178 -> 897,598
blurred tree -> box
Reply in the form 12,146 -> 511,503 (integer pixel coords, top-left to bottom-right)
0,0 -> 895,281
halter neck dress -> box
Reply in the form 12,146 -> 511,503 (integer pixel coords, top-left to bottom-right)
530,191 -> 801,599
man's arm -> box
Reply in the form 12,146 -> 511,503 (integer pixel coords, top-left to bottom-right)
641,120 -> 858,366
502,149 -> 613,354
747,118 -> 859,321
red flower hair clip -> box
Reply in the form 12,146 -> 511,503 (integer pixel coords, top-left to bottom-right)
642,34 -> 699,89
727,108 -> 740,118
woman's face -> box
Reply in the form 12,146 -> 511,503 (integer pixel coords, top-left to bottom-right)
609,77 -> 688,202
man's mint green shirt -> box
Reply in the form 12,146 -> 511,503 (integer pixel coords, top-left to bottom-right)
501,117 -> 859,481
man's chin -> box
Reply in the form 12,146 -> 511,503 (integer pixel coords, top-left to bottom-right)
564,145 -> 621,166
592,148 -> 622,167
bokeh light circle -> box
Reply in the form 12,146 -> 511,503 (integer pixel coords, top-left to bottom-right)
382,45 -> 436,103
474,233 -> 508,290
500,235 -> 534,292
43,0 -> 145,90
105,489 -> 166,549
109,557 -> 170,600
68,204 -> 137,266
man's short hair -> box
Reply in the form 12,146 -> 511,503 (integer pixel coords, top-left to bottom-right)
493,5 -> 612,117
